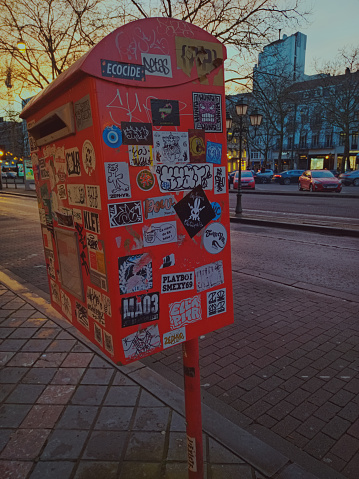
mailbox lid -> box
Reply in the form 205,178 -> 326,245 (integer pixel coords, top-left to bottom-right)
21,17 -> 227,119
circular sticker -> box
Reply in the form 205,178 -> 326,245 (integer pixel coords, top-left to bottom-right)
211,202 -> 222,221
203,222 -> 227,254
82,140 -> 96,176
137,169 -> 155,191
102,125 -> 122,148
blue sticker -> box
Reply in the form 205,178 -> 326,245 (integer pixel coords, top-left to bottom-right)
103,125 -> 122,148
206,141 -> 222,164
211,202 -> 222,220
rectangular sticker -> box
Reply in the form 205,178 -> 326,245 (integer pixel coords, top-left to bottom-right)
151,99 -> 179,126
155,163 -> 213,192
75,301 -> 89,330
129,145 -> 153,167
94,322 -> 103,346
101,59 -> 145,81
161,272 -> 194,293
104,330 -> 114,356
195,261 -> 224,293
143,221 -> 177,247
214,166 -> 227,194
193,92 -> 222,132
86,233 -> 108,291
121,122 -> 153,145
73,208 -> 83,224
206,141 -> 222,164
83,210 -> 100,233
188,129 -> 206,163
122,324 -> 161,360
141,53 -> 172,78
153,131 -> 189,164
163,327 -> 186,349
60,290 -> 72,321
108,201 -> 143,228
86,286 -> 105,325
67,184 -> 87,206
50,279 -> 61,306
104,162 -> 131,199
143,195 -> 176,220
207,288 -> 226,317
65,147 -> 81,176
169,295 -> 202,330
57,184 -> 67,200
118,253 -> 153,295
121,292 -> 160,327
86,185 -> 101,210
74,94 -> 93,131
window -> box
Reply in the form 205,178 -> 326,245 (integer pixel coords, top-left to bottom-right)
300,134 -> 307,148
351,132 -> 358,149
311,134 -> 319,147
325,133 -> 333,147
339,132 -> 346,146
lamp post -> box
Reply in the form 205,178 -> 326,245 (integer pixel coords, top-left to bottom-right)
226,99 -> 263,215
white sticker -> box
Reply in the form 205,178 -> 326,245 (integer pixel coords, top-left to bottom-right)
122,324 -> 161,360
153,131 -> 189,164
60,290 -> 72,321
141,53 -> 173,78
67,184 -> 87,206
187,435 -> 197,472
104,162 -> 131,199
75,301 -> 89,330
195,261 -> 224,293
163,327 -> 186,349
73,208 -> 83,224
86,185 -> 101,210
104,330 -> 114,355
203,223 -> 227,254
94,322 -> 103,346
143,221 -> 177,247
214,166 -> 227,194
82,140 -> 96,176
65,147 -> 81,177
86,286 -> 105,325
155,163 -> 213,192
161,272 -> 194,293
207,288 -> 226,317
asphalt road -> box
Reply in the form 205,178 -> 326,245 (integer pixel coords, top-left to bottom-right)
231,222 -> 359,296
1,192 -> 358,297
229,184 -> 359,221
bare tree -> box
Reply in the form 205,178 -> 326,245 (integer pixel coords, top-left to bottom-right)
0,0 -> 308,114
314,49 -> 359,172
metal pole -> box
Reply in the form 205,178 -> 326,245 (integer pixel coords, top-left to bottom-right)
235,116 -> 243,215
182,338 -> 204,479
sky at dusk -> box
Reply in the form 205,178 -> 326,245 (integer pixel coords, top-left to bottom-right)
293,0 -> 359,74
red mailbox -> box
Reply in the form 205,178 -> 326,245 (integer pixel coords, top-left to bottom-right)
21,17 -> 234,365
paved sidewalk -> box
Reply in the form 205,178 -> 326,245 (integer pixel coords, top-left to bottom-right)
1,271 -> 324,479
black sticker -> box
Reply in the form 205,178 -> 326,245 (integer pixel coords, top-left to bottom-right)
101,60 -> 145,81
174,185 -> 215,238
121,122 -> 153,145
121,292 -> 160,327
150,99 -> 180,126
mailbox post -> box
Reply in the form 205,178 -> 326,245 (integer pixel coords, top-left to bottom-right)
21,18 -> 234,477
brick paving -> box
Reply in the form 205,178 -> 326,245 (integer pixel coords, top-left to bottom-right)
1,278 -> 304,479
145,272 -> 359,479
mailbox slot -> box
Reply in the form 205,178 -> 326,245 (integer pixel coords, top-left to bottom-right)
28,102 -> 75,146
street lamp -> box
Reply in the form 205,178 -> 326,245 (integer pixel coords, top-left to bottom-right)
226,99 -> 263,215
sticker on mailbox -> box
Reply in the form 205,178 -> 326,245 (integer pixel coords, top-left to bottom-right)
121,292 -> 159,327
101,60 -> 145,81
163,327 -> 186,349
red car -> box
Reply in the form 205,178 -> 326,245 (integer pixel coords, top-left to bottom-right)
233,170 -> 255,190
298,170 -> 342,192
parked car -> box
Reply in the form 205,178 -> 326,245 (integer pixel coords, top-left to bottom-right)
272,169 -> 305,185
228,170 -> 238,187
298,170 -> 342,192
254,169 -> 274,183
338,170 -> 359,186
5,171 -> 17,179
233,170 -> 255,190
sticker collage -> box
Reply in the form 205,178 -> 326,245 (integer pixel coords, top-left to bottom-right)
26,18 -> 233,365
